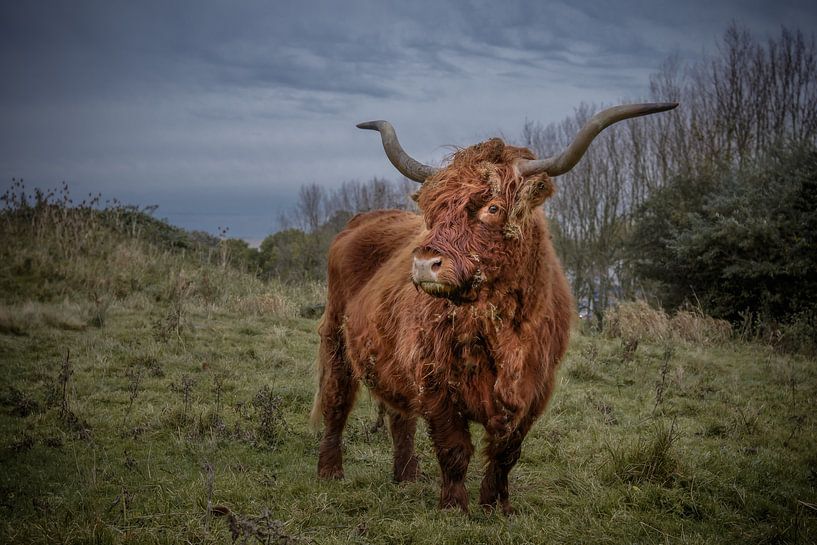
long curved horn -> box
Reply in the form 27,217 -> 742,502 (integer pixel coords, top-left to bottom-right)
357,120 -> 440,183
517,102 -> 679,177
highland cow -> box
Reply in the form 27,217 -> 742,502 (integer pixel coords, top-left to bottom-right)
310,103 -> 677,513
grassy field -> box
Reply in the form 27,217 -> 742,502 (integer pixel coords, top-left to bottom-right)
1,196 -> 816,544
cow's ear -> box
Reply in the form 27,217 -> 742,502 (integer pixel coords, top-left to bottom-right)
524,174 -> 555,207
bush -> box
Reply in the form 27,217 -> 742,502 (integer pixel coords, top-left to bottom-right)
629,143 -> 817,353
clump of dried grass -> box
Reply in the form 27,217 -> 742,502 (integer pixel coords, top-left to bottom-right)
603,300 -> 670,343
670,310 -> 732,345
607,420 -> 680,486
0,301 -> 92,333
604,300 -> 732,346
0,306 -> 27,335
231,291 -> 297,319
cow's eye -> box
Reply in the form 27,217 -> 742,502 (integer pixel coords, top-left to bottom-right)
488,204 -> 499,214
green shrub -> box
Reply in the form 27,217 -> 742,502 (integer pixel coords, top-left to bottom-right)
628,144 -> 817,353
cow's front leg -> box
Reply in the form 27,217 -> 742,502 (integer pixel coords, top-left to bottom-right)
388,409 -> 420,482
491,329 -> 544,436
425,400 -> 473,512
479,420 -> 531,515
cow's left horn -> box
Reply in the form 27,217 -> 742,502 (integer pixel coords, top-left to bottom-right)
516,102 -> 679,177
357,120 -> 440,183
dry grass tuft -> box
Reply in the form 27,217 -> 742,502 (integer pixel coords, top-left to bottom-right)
0,306 -> 27,335
0,301 -> 92,333
607,420 -> 680,486
232,291 -> 298,319
671,310 -> 732,345
604,300 -> 732,346
603,300 -> 670,343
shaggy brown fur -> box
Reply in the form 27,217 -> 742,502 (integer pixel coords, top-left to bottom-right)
310,138 -> 571,513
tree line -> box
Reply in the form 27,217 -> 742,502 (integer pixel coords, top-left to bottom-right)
220,178 -> 417,282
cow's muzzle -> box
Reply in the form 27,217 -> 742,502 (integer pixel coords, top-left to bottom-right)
411,255 -> 458,298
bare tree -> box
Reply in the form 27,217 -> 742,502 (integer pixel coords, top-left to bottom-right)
297,183 -> 326,233
648,24 -> 817,172
523,24 -> 817,319
324,177 -> 416,220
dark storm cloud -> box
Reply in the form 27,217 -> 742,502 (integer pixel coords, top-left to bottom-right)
1,0 -> 815,240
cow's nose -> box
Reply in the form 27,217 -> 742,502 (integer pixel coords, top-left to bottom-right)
412,256 -> 443,281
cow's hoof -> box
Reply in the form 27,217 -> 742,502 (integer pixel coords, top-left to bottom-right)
439,486 -> 469,513
393,456 -> 420,483
318,467 -> 344,480
480,500 -> 515,516
500,501 -> 515,516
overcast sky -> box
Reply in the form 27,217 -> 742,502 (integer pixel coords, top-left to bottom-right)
2,1 -> 815,242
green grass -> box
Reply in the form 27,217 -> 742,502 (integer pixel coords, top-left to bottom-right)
1,191 -> 816,543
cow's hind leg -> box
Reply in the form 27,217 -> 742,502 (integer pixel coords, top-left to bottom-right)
388,409 -> 419,482
315,324 -> 358,479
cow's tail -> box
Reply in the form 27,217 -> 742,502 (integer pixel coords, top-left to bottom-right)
309,313 -> 329,431
308,363 -> 325,432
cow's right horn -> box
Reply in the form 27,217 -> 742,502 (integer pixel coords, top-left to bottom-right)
516,102 -> 678,177
357,120 -> 440,183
